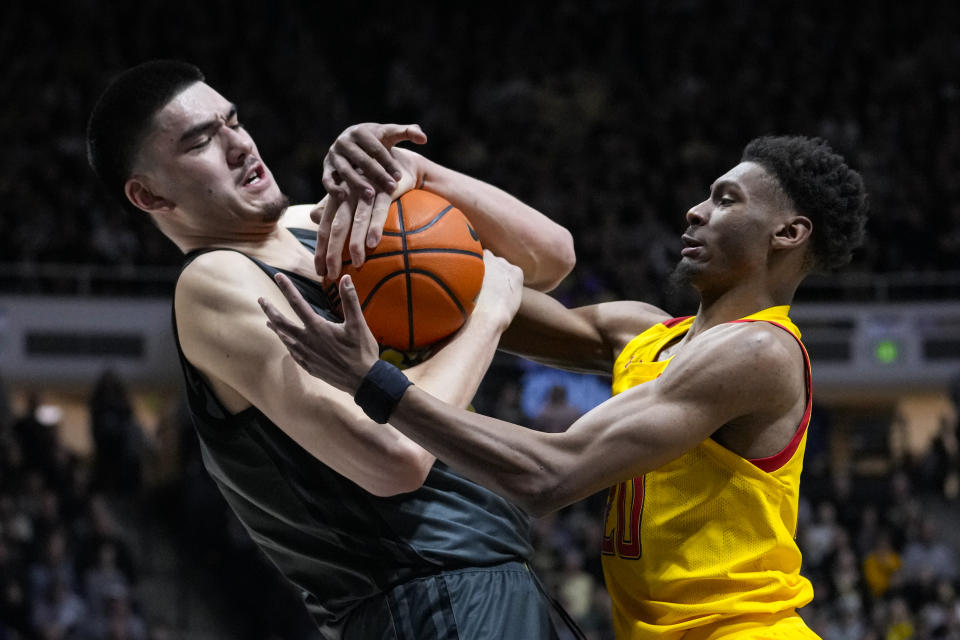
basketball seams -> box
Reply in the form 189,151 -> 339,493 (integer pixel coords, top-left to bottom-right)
397,199 -> 416,351
357,271 -> 406,311
343,248 -> 484,267
381,205 -> 452,236
407,270 -> 467,318
341,190 -> 484,350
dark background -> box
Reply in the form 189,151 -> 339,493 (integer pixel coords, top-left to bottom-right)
3,2 -> 960,639
4,0 -> 959,307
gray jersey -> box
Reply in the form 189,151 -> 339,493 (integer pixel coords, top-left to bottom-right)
172,229 -> 535,637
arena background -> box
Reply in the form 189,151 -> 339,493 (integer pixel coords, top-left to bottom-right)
2,1 -> 959,638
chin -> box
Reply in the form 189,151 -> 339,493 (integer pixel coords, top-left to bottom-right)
260,192 -> 291,223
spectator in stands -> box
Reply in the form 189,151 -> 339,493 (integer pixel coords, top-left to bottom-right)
490,379 -> 530,427
802,501 -> 842,571
30,573 -> 87,639
862,530 -> 902,600
89,369 -> 145,495
900,516 -> 958,601
83,541 -> 131,619
532,385 -> 583,433
27,527 -> 76,603
82,584 -> 147,640
884,597 -> 915,640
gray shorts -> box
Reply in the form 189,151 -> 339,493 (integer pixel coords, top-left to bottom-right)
341,561 -> 561,640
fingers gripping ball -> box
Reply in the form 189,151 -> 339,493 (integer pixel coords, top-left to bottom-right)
338,190 -> 484,351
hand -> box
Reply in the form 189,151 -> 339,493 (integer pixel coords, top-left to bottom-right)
471,251 -> 524,331
316,124 -> 428,280
259,273 -> 379,394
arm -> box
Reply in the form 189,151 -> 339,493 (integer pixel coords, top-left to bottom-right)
316,124 -> 575,290
176,250 -> 518,497
411,149 -> 575,291
498,287 -> 671,374
263,277 -> 806,515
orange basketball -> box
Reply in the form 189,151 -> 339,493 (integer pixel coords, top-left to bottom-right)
339,189 -> 484,351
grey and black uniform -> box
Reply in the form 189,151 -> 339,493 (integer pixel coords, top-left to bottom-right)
172,228 -> 564,640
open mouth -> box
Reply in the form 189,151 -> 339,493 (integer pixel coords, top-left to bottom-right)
242,163 -> 266,186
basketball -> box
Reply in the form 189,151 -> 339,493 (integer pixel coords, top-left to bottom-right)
339,189 -> 485,351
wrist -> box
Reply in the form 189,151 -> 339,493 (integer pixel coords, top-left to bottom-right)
466,303 -> 513,336
354,360 -> 413,424
412,153 -> 441,194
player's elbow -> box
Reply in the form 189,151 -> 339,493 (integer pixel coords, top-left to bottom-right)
527,227 -> 576,292
363,444 -> 432,497
503,463 -> 569,518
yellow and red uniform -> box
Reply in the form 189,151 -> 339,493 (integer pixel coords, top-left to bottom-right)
602,306 -> 820,639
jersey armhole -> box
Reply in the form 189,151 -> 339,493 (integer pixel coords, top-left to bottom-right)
729,319 -> 813,473
662,315 -> 693,328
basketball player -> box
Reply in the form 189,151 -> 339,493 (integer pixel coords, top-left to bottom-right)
86,61 -> 578,639
263,135 -> 869,638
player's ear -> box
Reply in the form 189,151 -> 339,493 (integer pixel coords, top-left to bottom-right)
772,215 -> 812,250
125,176 -> 175,214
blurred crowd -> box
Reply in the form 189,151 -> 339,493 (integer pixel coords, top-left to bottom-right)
0,368 -> 958,638
0,373 -> 148,640
4,1 -> 960,305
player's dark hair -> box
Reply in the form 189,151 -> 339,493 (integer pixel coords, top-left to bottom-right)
742,135 -> 868,271
87,60 -> 204,212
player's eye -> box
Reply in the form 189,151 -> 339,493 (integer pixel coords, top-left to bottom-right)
189,137 -> 212,151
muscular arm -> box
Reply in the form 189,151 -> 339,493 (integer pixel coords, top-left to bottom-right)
411,151 -> 575,291
176,251 -> 511,497
317,124 -> 575,290
499,288 -> 671,374
389,321 -> 806,515
261,275 -> 807,515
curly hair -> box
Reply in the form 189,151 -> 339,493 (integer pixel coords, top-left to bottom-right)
742,136 -> 868,271
87,60 -> 204,213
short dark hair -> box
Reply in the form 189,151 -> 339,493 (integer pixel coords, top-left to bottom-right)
86,60 -> 204,211
742,135 -> 868,271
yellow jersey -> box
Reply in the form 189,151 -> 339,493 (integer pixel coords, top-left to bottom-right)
602,306 -> 818,639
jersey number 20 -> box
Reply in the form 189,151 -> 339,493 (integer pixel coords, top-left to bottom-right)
601,476 -> 644,559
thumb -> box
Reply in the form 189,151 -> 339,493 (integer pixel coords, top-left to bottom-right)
382,124 -> 428,147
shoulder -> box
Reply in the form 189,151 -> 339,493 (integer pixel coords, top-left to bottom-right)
714,320 -> 804,368
177,250 -> 269,304
696,321 -> 803,378
280,204 -> 320,231
658,321 -> 805,412
175,251 -> 277,352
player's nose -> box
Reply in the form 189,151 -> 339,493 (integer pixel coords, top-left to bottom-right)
685,201 -> 709,226
226,128 -> 254,167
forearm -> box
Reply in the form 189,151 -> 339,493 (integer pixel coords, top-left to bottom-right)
417,155 -> 575,291
386,385 -> 581,515
381,372 -> 690,514
403,309 -> 504,409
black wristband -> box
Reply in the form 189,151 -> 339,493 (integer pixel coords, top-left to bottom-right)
354,360 -> 413,424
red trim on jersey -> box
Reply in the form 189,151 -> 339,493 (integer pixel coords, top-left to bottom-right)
662,316 -> 693,328
728,319 -> 813,473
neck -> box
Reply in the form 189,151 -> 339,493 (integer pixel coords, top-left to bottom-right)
159,212 -> 314,272
686,277 -> 800,339
176,225 -> 285,256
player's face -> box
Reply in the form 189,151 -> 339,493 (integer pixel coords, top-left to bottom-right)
674,162 -> 787,292
135,82 -> 286,227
